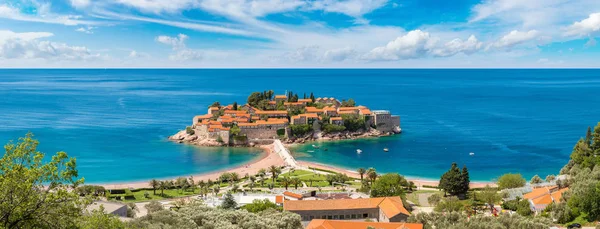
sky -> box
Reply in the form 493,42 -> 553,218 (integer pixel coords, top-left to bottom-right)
0,0 -> 599,68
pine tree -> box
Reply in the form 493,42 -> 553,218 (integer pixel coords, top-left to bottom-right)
303,93 -> 306,99
460,165 -> 470,195
221,192 -> 237,209
232,102 -> 238,110
439,163 -> 464,197
592,122 -> 600,153
310,92 -> 315,102
586,126 -> 592,147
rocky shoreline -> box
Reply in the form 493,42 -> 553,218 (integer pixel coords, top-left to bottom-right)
168,127 -> 402,147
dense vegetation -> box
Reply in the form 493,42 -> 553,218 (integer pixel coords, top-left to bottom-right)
550,122 -> 600,224
438,163 -> 470,197
496,173 -> 526,189
408,212 -> 552,229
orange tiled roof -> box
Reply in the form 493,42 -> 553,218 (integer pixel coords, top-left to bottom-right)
523,186 -> 557,200
268,101 -> 277,105
551,188 -> 568,203
338,107 -> 361,111
284,196 -> 409,218
267,118 -> 289,123
298,99 -> 312,103
306,107 -> 323,113
524,186 -> 567,205
531,195 -> 553,205
194,114 -> 213,121
275,95 -> 287,99
200,120 -> 221,125
224,110 -> 248,115
256,120 -> 288,125
299,113 -> 318,118
359,108 -> 372,115
283,191 -> 303,199
338,110 -> 356,115
306,220 -> 423,229
251,116 -> 260,120
330,117 -> 343,121
238,123 -> 258,127
323,106 -> 337,111
276,195 -> 284,204
235,117 -> 249,123
255,110 -> 288,115
284,102 -> 305,105
208,106 -> 220,110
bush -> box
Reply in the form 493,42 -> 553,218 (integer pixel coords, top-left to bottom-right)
145,201 -> 164,213
276,129 -> 286,136
185,126 -> 195,135
290,124 -> 312,137
124,189 -> 135,200
341,114 -> 365,132
322,124 -> 346,133
497,173 -> 526,190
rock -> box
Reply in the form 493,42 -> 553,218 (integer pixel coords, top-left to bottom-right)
184,135 -> 198,141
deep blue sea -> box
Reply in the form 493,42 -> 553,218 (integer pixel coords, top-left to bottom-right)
1,69 -> 598,182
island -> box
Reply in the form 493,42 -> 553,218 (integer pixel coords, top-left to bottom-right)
170,90 -> 401,147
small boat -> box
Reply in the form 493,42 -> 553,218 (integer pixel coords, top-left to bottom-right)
469,152 -> 475,156
307,150 -> 315,153
312,145 -> 320,149
356,149 -> 362,154
383,148 -> 389,152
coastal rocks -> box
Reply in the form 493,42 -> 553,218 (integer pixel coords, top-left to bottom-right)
184,135 -> 198,141
169,130 -> 188,141
393,126 -> 402,133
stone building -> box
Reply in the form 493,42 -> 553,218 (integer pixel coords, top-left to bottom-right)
283,196 -> 410,222
372,110 -> 400,133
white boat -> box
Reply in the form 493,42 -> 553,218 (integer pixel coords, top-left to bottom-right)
307,150 -> 315,153
469,152 -> 475,156
383,148 -> 389,152
312,144 -> 320,149
356,149 -> 362,154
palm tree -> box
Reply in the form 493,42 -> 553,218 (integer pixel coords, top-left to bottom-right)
367,170 -> 378,185
230,172 -> 240,184
308,178 -> 313,187
232,184 -> 239,193
149,179 -> 159,195
281,177 -> 291,190
268,165 -> 281,183
219,173 -> 231,185
159,180 -> 168,196
292,177 -> 301,189
213,186 -> 220,196
207,179 -> 214,187
198,180 -> 206,189
188,176 -> 195,192
357,168 -> 366,182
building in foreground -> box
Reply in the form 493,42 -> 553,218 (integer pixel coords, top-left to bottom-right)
306,220 -> 423,229
522,186 -> 569,212
85,201 -> 128,217
283,196 -> 410,222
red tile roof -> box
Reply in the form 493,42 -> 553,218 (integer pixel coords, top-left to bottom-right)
255,110 -> 288,115
284,197 -> 409,218
306,220 -> 423,229
283,191 -> 303,199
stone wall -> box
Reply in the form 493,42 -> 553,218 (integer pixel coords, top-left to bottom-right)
374,114 -> 400,133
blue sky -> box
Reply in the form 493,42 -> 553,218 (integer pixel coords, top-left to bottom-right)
0,0 -> 599,68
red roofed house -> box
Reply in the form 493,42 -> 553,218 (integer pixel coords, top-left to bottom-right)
284,196 -> 410,222
306,220 -> 423,229
283,191 -> 303,200
523,186 -> 569,212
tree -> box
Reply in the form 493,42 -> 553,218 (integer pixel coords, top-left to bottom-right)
159,180 -> 169,196
593,122 -> 600,152
281,177 -> 291,190
230,125 -> 241,136
78,205 -> 126,229
0,133 -> 86,229
241,199 -> 282,213
478,185 -> 500,211
268,165 -> 281,183
145,201 -> 164,214
428,194 -> 442,206
230,172 -> 240,184
291,177 -> 301,189
586,126 -> 593,147
232,102 -> 238,110
370,173 -> 408,197
210,101 -> 221,107
516,199 -> 532,216
545,174 -> 556,183
497,173 -> 526,190
407,212 -> 551,229
188,176 -> 195,192
367,169 -> 378,185
434,196 -> 463,213
530,175 -> 543,185
439,163 -> 469,197
221,192 -> 237,209
149,179 -> 159,195
341,98 -> 356,107
357,168 -> 366,182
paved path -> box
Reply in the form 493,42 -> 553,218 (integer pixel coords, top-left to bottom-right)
274,139 -> 299,167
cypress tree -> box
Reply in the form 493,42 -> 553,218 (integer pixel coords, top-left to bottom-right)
461,165 -> 470,195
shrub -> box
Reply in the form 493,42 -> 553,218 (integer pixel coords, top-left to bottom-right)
276,129 -> 286,136
322,124 -> 346,133
145,201 -> 164,213
290,124 -> 312,137
124,189 -> 135,200
497,173 -> 526,190
185,126 -> 195,135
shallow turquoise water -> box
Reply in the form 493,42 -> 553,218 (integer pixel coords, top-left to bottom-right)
1,69 -> 599,182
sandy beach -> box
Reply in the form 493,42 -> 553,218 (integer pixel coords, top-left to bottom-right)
101,144 -> 285,190
298,160 -> 496,188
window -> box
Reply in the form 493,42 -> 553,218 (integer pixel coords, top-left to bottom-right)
327,215 -> 333,219
321,216 -> 326,219
340,215 -> 344,220
333,215 -> 338,219
309,216 -> 314,220
363,213 -> 368,218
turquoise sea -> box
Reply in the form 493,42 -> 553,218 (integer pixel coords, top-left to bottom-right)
1,69 -> 599,182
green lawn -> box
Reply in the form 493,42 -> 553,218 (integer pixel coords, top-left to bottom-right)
108,188 -> 201,203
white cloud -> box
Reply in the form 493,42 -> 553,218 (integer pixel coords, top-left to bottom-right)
564,13 -> 600,37
169,49 -> 203,61
490,30 -> 540,50
75,26 -> 96,34
281,45 -> 320,62
128,50 -> 150,58
322,47 -> 357,62
114,0 -> 198,14
0,30 -> 99,61
70,0 -> 91,8
585,36 -> 597,47
156,34 -> 189,49
309,0 -> 388,23
0,4 -> 98,26
363,30 -> 437,60
432,35 -> 482,57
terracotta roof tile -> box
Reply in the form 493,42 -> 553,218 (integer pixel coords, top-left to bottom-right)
284,196 -> 409,218
283,191 -> 303,199
275,95 -> 287,99
306,220 -> 423,229
255,110 -> 288,115
275,195 -> 284,204
330,117 -> 343,121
